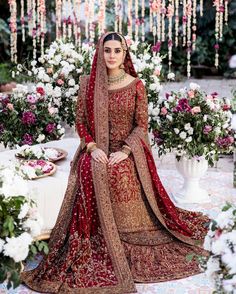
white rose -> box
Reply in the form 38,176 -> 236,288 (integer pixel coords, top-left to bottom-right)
188,127 -> 194,135
184,123 -> 191,130
0,239 -> 5,253
3,232 -> 32,262
68,79 -> 75,86
58,127 -> 65,135
167,72 -> 175,80
174,128 -> 180,134
149,84 -> 157,93
36,134 -> 46,143
168,95 -> 174,102
31,60 -> 37,67
179,131 -> 187,139
23,219 -> 42,237
152,108 -> 160,116
166,115 -> 173,121
205,256 -> 220,278
143,53 -> 151,61
18,202 -> 30,219
185,136 -> 192,143
189,82 -> 200,91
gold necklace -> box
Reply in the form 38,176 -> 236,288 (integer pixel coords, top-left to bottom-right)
108,70 -> 126,85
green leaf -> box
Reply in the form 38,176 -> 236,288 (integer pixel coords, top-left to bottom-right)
186,253 -> 195,262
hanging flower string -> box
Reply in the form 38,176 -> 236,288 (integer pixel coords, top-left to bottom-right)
186,0 -> 192,78
135,0 -> 139,41
167,0 -> 174,73
192,0 -> 197,51
21,0 -> 25,42
56,0 -> 62,39
161,0 -> 166,42
141,0 -> 145,41
174,0 -> 179,46
8,0 -> 17,63
182,0 -> 187,47
214,0 -> 220,68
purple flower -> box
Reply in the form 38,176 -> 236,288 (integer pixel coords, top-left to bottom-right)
22,133 -> 33,145
216,136 -> 234,148
22,111 -> 36,125
153,130 -> 163,146
174,98 -> 192,112
152,41 -> 161,53
45,123 -> 55,133
203,125 -> 213,135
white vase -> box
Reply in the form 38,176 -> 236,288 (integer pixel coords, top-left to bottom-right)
173,156 -> 211,204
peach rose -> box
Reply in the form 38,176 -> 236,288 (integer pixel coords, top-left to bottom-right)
191,106 -> 201,114
6,103 -> 14,111
161,107 -> 168,115
47,67 -> 53,74
188,90 -> 195,98
57,79 -> 64,86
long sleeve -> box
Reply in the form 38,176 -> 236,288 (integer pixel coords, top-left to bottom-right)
125,80 -> 148,144
76,76 -> 94,147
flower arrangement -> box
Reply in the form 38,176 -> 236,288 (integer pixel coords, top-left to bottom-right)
149,83 -> 234,166
16,145 -> 61,161
201,203 -> 236,293
0,85 -> 65,149
18,160 -> 56,180
125,36 -> 175,105
0,164 -> 48,289
14,40 -> 95,126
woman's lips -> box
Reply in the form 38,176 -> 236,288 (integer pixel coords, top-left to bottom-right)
108,61 -> 116,64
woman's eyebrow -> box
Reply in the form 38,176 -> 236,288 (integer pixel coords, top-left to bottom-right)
104,47 -> 122,49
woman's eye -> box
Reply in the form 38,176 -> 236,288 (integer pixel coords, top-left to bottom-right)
104,49 -> 110,53
115,49 -> 121,53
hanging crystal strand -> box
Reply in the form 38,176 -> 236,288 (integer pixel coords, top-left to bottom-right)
89,0 -> 95,44
224,0 -> 228,25
153,11 -> 157,44
214,0 -> 220,68
27,0 -> 33,36
233,151 -> 236,188
182,0 -> 187,46
174,0 -> 179,46
128,0 -> 132,37
192,0 -> 197,51
32,0 -> 37,59
157,2 -> 161,42
219,0 -> 223,41
21,0 -> 25,42
9,0 -> 17,63
149,0 -> 153,34
167,0 -> 174,73
135,0 -> 139,41
39,0 -> 46,57
161,0 -> 165,41
186,0 -> 192,78
118,0 -> 122,33
73,0 -> 78,44
77,0 -> 82,46
56,0 -> 62,39
67,0 -> 72,39
84,0 -> 88,39
141,0 -> 145,41
62,0 -> 67,40
115,0 -> 118,32
200,0 -> 203,17
36,0 -> 41,43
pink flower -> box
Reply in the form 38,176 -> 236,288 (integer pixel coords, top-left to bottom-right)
188,90 -> 195,98
153,69 -> 160,76
27,94 -> 38,104
45,123 -> 56,133
191,106 -> 201,114
222,104 -> 231,111
203,125 -> 213,134
206,94 -> 213,100
6,103 -> 14,111
36,87 -> 45,96
57,79 -> 64,86
22,133 -> 33,145
48,107 -> 56,115
22,111 -> 36,125
161,107 -> 168,115
214,229 -> 222,240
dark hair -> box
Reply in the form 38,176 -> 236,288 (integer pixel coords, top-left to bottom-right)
103,33 -> 123,44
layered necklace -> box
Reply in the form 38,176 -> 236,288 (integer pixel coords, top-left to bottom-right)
108,69 -> 126,85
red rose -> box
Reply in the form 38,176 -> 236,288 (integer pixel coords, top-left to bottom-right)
36,87 -> 45,96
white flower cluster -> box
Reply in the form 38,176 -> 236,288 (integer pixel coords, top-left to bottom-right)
16,144 -> 61,160
0,164 -> 43,263
203,204 -> 236,293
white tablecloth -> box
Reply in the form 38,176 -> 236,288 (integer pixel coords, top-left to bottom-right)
0,138 -> 80,236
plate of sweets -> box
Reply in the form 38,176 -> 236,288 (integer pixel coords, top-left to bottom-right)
19,159 -> 57,180
15,145 -> 68,162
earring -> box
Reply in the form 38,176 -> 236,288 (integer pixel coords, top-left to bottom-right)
119,63 -> 125,69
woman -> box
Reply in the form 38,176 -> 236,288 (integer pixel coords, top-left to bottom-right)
22,32 -> 209,293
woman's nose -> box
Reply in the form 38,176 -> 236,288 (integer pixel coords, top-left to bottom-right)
110,51 -> 115,58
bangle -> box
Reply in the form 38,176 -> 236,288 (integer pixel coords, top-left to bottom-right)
121,145 -> 131,156
87,142 -> 97,153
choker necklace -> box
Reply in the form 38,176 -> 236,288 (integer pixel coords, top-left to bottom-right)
108,70 -> 126,85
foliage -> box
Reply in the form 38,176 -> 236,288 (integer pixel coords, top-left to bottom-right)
149,83 -> 234,166
0,164 -> 48,289
0,85 -> 65,149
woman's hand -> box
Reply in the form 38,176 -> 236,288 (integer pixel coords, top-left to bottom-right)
91,148 -> 109,164
108,151 -> 128,166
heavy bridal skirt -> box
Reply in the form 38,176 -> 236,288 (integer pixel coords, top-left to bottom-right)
174,156 -> 211,204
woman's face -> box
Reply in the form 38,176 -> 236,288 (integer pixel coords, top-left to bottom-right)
103,40 -> 125,70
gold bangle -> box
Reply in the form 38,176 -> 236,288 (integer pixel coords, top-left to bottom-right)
121,145 -> 131,156
86,142 -> 97,153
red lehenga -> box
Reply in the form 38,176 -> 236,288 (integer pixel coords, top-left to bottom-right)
22,33 -> 209,294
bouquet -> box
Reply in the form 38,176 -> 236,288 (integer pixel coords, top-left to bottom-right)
202,203 -> 236,293
0,84 -> 65,148
0,164 -> 48,289
149,83 -> 234,166
14,40 -> 95,126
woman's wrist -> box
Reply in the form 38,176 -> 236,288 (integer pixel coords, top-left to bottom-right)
121,145 -> 131,156
86,142 -> 97,153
